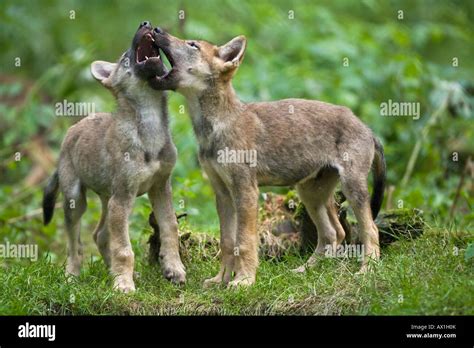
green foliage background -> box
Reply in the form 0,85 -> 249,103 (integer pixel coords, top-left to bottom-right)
0,0 -> 473,260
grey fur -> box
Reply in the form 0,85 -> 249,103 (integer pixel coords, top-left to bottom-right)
42,24 -> 185,293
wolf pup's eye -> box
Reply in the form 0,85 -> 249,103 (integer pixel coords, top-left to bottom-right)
187,41 -> 200,50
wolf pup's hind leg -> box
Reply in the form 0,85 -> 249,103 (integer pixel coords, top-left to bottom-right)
62,178 -> 87,277
340,177 -> 380,273
93,196 -> 111,268
293,168 -> 340,273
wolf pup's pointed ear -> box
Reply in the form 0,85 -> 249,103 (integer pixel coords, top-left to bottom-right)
91,61 -> 116,87
218,35 -> 247,72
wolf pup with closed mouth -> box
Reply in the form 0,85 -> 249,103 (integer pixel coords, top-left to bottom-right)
42,21 -> 185,293
148,27 -> 386,288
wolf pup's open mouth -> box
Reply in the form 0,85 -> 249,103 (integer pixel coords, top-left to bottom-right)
145,27 -> 177,89
133,24 -> 167,79
136,33 -> 159,64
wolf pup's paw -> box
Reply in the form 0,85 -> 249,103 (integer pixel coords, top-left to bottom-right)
292,254 -> 320,274
203,275 -> 226,288
291,265 -> 308,274
161,258 -> 186,285
227,275 -> 255,288
355,262 -> 376,276
114,275 -> 136,293
65,272 -> 79,284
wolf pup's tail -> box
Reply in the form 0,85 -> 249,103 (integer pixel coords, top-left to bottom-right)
370,136 -> 386,220
43,170 -> 59,225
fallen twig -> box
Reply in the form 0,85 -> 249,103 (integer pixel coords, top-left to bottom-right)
5,202 -> 62,224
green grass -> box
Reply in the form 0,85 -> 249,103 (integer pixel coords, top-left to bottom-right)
0,225 -> 472,315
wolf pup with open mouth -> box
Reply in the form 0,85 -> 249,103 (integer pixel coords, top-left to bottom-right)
149,27 -> 386,287
42,22 -> 185,293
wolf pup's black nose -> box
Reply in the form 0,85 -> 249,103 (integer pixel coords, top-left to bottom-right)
140,21 -> 151,29
153,27 -> 163,34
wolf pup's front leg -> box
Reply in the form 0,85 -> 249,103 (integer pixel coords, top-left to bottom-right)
202,164 -> 237,287
148,175 -> 186,284
227,178 -> 259,287
202,164 -> 259,288
108,192 -> 136,293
